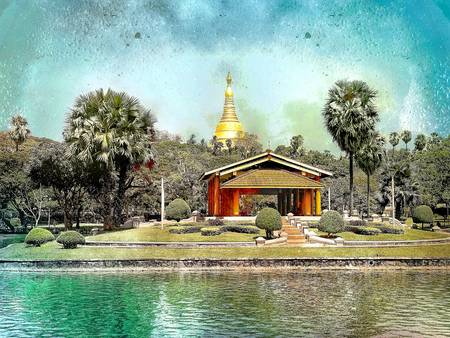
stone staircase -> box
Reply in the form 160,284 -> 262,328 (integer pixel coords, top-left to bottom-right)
281,218 -> 306,245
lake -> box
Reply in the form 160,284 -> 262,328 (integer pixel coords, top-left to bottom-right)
0,234 -> 25,249
0,270 -> 449,337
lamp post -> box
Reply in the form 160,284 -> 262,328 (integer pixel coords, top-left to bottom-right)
161,178 -> 165,230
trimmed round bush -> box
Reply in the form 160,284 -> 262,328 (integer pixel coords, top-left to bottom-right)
165,199 -> 191,222
25,228 -> 55,247
412,205 -> 433,228
56,231 -> 85,249
318,211 -> 344,237
255,207 -> 282,239
200,227 -> 223,236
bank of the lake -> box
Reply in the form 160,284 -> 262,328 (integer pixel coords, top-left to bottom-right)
1,270 -> 449,336
0,234 -> 25,249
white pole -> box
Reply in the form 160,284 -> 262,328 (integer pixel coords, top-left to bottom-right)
328,187 -> 331,211
391,176 -> 395,224
161,178 -> 165,229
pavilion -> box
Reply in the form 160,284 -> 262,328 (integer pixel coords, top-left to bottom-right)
201,151 -> 333,217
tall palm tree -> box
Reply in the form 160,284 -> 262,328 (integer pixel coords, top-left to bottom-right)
64,89 -> 155,229
9,114 -> 31,152
356,133 -> 385,217
400,130 -> 412,150
323,80 -> 379,215
389,132 -> 399,153
414,133 -> 427,151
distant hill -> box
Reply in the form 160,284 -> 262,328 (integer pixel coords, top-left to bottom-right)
0,131 -> 58,161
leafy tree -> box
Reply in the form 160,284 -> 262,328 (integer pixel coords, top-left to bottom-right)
225,138 -> 233,154
165,198 -> 191,222
9,114 -> 31,152
28,142 -> 88,230
235,133 -> 263,159
255,207 -> 281,239
414,134 -> 427,151
323,80 -> 379,215
289,134 -> 304,157
389,132 -> 399,152
400,130 -> 412,150
428,132 -> 442,146
412,205 -> 433,228
318,210 -> 344,237
356,133 -> 385,217
211,136 -> 223,156
187,134 -> 197,145
64,89 -> 156,229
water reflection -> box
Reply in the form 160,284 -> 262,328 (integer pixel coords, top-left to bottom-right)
0,271 -> 449,337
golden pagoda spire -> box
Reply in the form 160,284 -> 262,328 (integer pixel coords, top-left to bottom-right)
214,72 -> 244,145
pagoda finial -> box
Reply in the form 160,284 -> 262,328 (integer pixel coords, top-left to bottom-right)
226,72 -> 232,85
225,72 -> 233,97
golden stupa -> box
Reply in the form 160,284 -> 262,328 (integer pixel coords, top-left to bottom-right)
214,72 -> 244,145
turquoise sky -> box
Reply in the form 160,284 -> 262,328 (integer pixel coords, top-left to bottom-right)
0,0 -> 449,151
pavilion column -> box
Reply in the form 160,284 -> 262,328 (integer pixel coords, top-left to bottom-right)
303,189 -> 312,216
293,190 -> 298,215
286,189 -> 292,214
298,190 -> 304,215
315,189 -> 321,216
282,190 -> 288,215
213,175 -> 220,216
232,189 -> 239,216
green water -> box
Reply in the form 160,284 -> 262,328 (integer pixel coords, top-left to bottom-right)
0,234 -> 25,249
0,271 -> 449,337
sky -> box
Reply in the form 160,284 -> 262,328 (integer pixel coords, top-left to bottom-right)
0,0 -> 449,152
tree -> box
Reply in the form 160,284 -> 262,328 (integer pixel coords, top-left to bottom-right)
187,134 -> 196,145
389,132 -> 399,153
414,134 -> 427,151
289,135 -> 304,158
323,80 -> 379,215
401,130 -> 412,150
356,133 -> 385,217
64,89 -> 156,229
211,136 -> 223,156
318,210 -> 344,237
225,138 -> 233,154
235,133 -> 263,159
165,198 -> 191,222
9,114 -> 31,152
412,205 -> 433,229
428,132 -> 442,146
255,207 -> 281,239
28,142 -> 87,230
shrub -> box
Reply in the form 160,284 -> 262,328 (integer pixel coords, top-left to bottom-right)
208,218 -> 224,226
56,231 -> 85,249
9,218 -> 21,228
24,228 -> 55,247
255,207 -> 282,239
347,219 -> 367,227
346,226 -> 382,235
169,226 -> 203,234
222,225 -> 260,234
318,211 -> 345,236
412,205 -> 433,228
200,227 -> 223,236
372,223 -> 404,234
165,199 -> 191,222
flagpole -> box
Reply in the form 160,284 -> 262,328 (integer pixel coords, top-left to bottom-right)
161,178 -> 165,229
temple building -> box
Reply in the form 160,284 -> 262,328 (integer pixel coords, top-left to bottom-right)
201,150 -> 333,217
213,72 -> 245,146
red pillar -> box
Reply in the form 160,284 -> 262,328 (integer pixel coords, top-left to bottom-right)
232,189 -> 239,216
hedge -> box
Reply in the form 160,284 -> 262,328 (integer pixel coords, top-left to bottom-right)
56,231 -> 85,249
169,226 -> 203,234
221,225 -> 260,234
200,227 -> 223,236
25,228 -> 55,247
346,226 -> 382,235
372,223 -> 404,234
208,218 -> 224,226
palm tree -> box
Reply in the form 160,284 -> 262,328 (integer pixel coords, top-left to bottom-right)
64,89 -> 155,229
400,130 -> 412,150
356,133 -> 385,218
414,133 -> 427,151
389,132 -> 399,153
323,80 -> 379,215
9,114 -> 31,151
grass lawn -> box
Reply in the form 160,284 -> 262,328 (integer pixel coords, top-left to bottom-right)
1,241 -> 450,261
88,226 -> 265,242
315,228 -> 450,241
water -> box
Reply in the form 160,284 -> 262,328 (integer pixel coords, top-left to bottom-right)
0,234 -> 25,249
0,271 -> 449,337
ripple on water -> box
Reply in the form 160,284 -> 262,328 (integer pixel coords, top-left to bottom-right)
0,270 -> 449,337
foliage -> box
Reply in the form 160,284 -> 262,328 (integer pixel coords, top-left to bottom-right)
389,132 -> 399,150
169,226 -> 203,234
372,224 -> 404,234
24,228 -> 55,247
221,225 -> 260,234
56,231 -> 85,249
208,218 -> 224,226
318,210 -> 345,236
345,226 -> 382,235
200,227 -> 223,236
234,133 -> 263,159
64,88 -> 156,229
165,198 -> 191,222
9,218 -> 21,228
9,115 -> 31,152
412,205 -> 433,225
414,134 -> 427,151
400,130 -> 412,150
323,80 -> 379,214
255,207 -> 282,239
347,219 -> 367,227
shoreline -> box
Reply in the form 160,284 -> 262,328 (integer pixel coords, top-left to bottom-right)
1,257 -> 449,272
